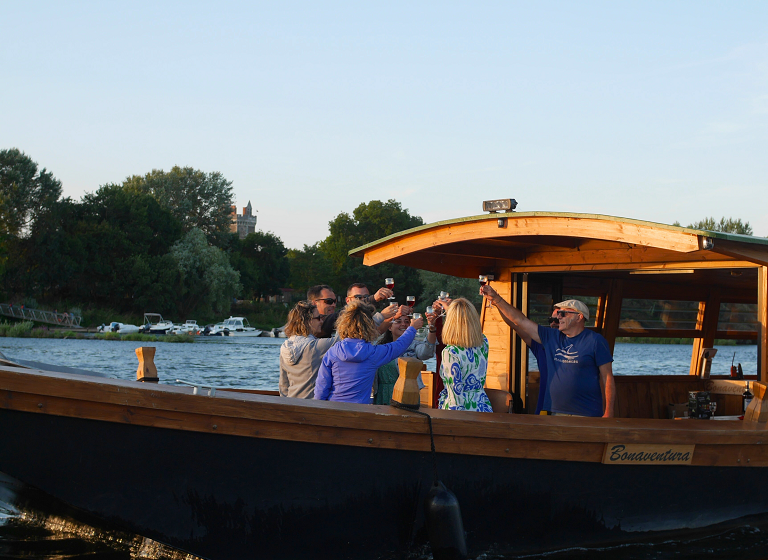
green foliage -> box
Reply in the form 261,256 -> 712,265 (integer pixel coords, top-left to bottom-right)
123,166 -> 234,245
229,231 -> 290,300
171,228 -> 242,317
0,321 -> 34,337
685,217 -> 753,235
286,243 -> 333,296
418,271 -> 483,309
230,301 -> 290,330
318,200 -> 424,300
5,186 -> 184,314
0,148 -> 62,237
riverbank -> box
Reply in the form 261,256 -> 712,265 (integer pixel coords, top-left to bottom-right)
0,321 -> 193,343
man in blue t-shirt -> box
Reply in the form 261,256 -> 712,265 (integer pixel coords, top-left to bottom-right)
480,286 -> 615,417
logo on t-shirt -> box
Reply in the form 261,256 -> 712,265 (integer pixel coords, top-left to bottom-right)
555,344 -> 579,364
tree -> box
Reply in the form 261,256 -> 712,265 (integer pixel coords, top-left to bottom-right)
319,200 -> 424,300
0,148 -> 62,237
7,186 -> 184,314
678,217 -> 753,235
229,231 -> 290,300
171,228 -> 242,317
286,243 -> 334,297
419,271 -> 483,310
123,166 -> 234,245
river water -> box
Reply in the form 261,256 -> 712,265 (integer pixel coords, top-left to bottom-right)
0,337 -> 764,559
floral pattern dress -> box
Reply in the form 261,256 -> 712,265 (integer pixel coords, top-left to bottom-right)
438,335 -> 492,412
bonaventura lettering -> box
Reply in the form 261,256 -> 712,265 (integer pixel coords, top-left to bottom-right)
601,443 -> 695,465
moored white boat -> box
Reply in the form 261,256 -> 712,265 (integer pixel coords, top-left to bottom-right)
140,313 -> 173,334
221,316 -> 262,337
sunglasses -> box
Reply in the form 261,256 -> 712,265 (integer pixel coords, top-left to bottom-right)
555,310 -> 580,318
315,298 -> 337,305
547,316 -> 560,324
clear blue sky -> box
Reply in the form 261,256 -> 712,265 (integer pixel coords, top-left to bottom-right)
3,1 -> 767,248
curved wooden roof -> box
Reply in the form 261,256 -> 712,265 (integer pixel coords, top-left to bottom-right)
350,212 -> 768,278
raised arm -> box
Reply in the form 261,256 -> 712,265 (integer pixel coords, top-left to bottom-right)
480,285 -> 541,344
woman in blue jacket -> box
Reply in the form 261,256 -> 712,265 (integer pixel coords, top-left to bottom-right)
314,301 -> 424,404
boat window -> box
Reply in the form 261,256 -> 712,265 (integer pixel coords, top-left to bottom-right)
717,303 -> 758,339
619,299 -> 699,330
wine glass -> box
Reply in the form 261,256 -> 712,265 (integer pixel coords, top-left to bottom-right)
479,275 -> 491,307
709,401 -> 717,419
412,313 -> 422,320
385,278 -> 395,300
425,305 -> 434,315
406,295 -> 416,309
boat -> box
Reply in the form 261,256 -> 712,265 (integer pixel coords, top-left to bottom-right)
201,322 -> 228,336
221,316 -> 262,337
169,320 -> 200,335
96,322 -> 141,334
139,313 -> 174,335
2,207 -> 768,560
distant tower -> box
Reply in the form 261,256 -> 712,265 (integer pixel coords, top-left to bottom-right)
235,201 -> 258,239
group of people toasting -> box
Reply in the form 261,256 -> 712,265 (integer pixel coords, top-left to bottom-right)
279,275 -> 615,418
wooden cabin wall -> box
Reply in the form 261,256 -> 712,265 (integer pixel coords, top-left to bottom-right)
760,266 -> 767,382
480,269 -> 513,393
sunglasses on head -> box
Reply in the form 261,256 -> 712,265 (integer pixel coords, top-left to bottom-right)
348,294 -> 367,300
316,298 -> 337,305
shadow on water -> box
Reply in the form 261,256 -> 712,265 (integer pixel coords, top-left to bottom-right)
3,470 -> 768,560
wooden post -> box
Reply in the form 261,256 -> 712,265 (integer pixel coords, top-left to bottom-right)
391,357 -> 424,409
759,266 -> 767,383
136,347 -> 158,383
689,290 -> 720,376
602,279 -> 623,354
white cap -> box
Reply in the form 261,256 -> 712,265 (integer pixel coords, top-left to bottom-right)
554,299 -> 589,321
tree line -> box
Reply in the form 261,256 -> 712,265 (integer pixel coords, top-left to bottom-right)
1,148 -> 757,323
0,149 -> 445,321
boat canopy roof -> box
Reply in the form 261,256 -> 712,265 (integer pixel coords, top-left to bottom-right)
349,212 -> 768,299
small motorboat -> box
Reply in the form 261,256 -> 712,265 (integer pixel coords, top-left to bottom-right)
222,317 -> 262,337
139,313 -> 173,335
97,322 -> 141,334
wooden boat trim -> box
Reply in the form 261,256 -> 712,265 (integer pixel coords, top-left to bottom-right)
2,365 -> 768,468
350,213 -> 768,271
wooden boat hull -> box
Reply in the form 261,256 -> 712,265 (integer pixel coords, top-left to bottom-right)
2,366 -> 768,559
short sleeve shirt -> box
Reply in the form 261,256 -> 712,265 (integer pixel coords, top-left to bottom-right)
537,326 -> 613,417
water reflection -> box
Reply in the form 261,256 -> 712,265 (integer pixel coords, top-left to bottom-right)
0,472 -> 201,559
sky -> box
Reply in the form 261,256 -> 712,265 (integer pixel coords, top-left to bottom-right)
3,1 -> 768,249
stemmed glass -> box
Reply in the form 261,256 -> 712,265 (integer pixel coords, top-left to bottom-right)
406,295 -> 416,310
385,278 -> 395,300
437,291 -> 449,317
709,401 -> 717,419
479,275 -> 491,307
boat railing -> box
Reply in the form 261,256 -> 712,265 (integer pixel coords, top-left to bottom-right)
175,378 -> 217,396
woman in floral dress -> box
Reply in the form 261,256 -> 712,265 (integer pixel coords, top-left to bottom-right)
438,298 -> 493,412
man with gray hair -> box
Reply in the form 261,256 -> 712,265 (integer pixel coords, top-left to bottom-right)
480,286 -> 614,417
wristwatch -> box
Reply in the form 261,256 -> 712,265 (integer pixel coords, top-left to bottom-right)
428,325 -> 436,333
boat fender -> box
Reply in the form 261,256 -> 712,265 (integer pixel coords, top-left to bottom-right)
426,481 -> 467,560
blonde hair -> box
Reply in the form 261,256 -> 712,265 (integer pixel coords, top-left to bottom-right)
441,298 -> 483,348
285,300 -> 315,337
336,300 -> 379,342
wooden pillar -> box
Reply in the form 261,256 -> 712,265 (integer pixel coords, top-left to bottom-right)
689,290 -> 720,376
594,293 -> 607,334
602,279 -> 624,354
508,273 -> 529,409
759,266 -> 767,382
